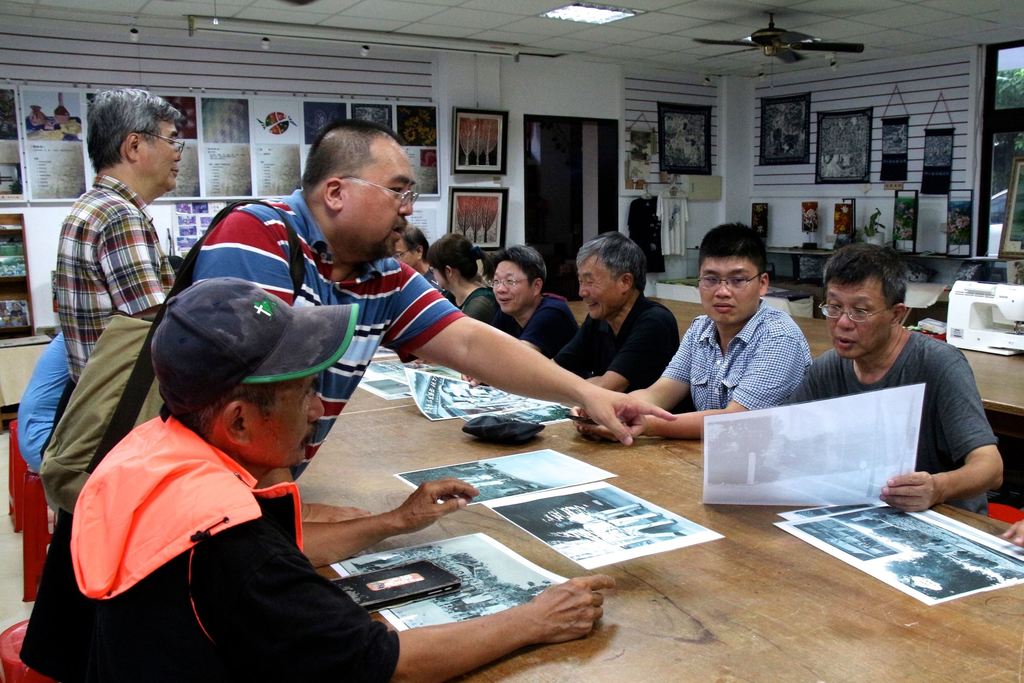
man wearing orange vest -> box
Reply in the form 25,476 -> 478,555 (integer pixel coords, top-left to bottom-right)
70,277 -> 613,681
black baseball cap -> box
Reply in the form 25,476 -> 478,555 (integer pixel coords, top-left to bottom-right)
152,277 -> 358,415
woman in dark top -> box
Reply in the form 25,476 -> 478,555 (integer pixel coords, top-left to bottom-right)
426,234 -> 497,322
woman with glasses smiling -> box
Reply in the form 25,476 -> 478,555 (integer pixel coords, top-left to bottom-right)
426,234 -> 497,323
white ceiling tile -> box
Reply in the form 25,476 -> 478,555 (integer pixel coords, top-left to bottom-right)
457,0 -> 561,15
497,16 -> 584,37
525,35 -> 606,51
394,22 -> 478,38
567,24 -> 666,44
316,15 -> 411,31
586,43 -> 666,59
916,0 -> 1010,14
611,11 -> 706,33
234,7 -> 335,23
630,33 -> 698,51
910,16 -> 1003,38
416,7 -> 520,29
343,0 -> 447,22
790,0 -> 903,15
854,5 -> 959,28
468,29 -> 543,44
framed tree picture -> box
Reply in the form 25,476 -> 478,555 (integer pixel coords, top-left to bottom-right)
452,108 -> 508,175
760,93 -> 810,165
815,108 -> 873,184
657,102 -> 711,175
999,156 -> 1024,259
893,189 -> 918,253
448,187 -> 508,248
945,189 -> 973,257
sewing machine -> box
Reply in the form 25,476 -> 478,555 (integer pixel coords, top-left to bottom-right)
947,281 -> 1024,355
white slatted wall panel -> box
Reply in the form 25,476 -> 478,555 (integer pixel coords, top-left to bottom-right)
753,51 -> 972,196
0,20 -> 433,101
625,74 -> 718,190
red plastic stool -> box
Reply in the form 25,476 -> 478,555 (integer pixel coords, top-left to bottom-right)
8,420 -> 26,533
989,502 -> 1024,524
0,620 -> 58,683
21,473 -> 51,602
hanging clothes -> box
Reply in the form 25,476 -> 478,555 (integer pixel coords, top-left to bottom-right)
627,195 -> 665,273
657,193 -> 688,256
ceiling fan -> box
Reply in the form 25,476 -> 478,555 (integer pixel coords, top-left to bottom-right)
694,13 -> 864,64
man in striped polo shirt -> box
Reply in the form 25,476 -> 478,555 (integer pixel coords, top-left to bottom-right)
194,119 -> 671,565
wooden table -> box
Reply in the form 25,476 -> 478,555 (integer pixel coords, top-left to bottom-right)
569,298 -> 1024,419
300,391 -> 1023,682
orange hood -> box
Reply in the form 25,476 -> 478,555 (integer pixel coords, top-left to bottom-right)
71,416 -> 302,599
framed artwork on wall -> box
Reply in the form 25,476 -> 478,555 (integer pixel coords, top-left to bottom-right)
893,189 -> 919,253
452,108 -> 508,175
945,189 -> 973,257
448,187 -> 508,249
760,93 -> 810,165
999,157 -> 1024,259
657,102 -> 711,175
815,108 -> 873,184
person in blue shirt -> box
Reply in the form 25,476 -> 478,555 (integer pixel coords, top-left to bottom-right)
16,332 -> 70,471
575,223 -> 811,440
490,245 -> 578,358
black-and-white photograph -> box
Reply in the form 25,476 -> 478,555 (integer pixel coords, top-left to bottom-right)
760,93 -> 810,165
777,506 -> 1024,605
359,361 -> 460,400
488,482 -> 722,569
396,449 -> 614,504
657,102 -> 711,175
815,108 -> 873,184
334,533 -> 564,629
484,403 -> 570,425
779,503 -> 879,521
406,368 -> 556,421
350,103 -> 393,129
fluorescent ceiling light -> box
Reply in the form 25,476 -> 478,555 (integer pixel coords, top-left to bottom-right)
542,3 -> 640,25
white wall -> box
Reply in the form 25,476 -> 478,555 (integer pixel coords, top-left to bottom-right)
0,11 -> 990,329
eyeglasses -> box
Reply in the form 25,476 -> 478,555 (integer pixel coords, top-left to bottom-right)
492,277 -> 526,289
819,304 -> 888,323
141,131 -> 185,155
342,176 -> 418,208
393,249 -> 409,259
697,273 -> 764,290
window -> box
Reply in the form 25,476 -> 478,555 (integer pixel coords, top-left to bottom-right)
980,41 -> 1024,256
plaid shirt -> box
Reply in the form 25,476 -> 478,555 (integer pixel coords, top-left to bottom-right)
56,175 -> 174,381
662,301 -> 811,411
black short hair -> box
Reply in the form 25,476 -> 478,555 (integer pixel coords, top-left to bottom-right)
698,223 -> 767,273
493,244 -> 546,285
823,243 -> 907,307
301,119 -> 403,192
400,225 -> 429,255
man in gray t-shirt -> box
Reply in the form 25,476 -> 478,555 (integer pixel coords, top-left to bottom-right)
787,244 -> 1002,514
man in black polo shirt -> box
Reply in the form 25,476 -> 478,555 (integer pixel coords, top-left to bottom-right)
555,232 -> 679,391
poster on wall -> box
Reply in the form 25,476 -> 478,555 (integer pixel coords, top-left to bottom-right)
880,116 -> 909,182
21,88 -> 85,200
921,128 -> 954,195
201,97 -> 252,197
161,95 -> 201,198
657,102 -> 711,175
815,108 -> 872,184
759,93 -> 810,165
398,105 -> 438,194
252,98 -> 302,197
351,103 -> 392,129
0,89 -> 23,200
173,200 -> 226,254
303,101 -> 347,144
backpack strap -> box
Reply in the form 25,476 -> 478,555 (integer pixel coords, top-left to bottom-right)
88,200 -> 308,472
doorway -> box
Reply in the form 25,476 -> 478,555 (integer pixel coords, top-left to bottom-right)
523,115 -> 618,299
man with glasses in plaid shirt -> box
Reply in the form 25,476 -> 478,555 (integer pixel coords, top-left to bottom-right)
55,88 -> 183,382
574,223 -> 810,441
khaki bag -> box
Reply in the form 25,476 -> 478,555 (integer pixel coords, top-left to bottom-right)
38,199 -> 307,514
40,315 -> 163,512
